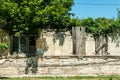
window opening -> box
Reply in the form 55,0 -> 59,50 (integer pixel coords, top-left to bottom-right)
11,35 -> 36,53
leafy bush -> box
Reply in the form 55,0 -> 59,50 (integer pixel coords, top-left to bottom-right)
0,42 -> 8,50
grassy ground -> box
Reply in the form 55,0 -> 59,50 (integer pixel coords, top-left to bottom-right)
0,76 -> 120,80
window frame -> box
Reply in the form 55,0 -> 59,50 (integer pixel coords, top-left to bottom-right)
10,35 -> 37,54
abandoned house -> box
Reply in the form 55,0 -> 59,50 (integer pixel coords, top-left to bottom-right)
0,26 -> 120,58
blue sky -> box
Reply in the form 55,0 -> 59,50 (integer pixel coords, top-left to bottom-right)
71,0 -> 120,19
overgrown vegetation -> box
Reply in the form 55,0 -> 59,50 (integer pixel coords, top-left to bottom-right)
0,0 -> 74,35
0,42 -> 8,50
0,0 -> 120,55
71,9 -> 120,55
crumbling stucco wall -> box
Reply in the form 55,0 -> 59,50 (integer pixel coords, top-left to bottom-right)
43,31 -> 73,56
0,57 -> 120,77
43,32 -> 120,56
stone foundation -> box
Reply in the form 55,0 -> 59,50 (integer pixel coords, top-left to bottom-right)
0,56 -> 120,77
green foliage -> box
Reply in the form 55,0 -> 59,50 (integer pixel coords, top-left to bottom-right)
0,42 -> 8,50
112,18 -> 120,32
69,17 -> 81,27
79,16 -> 120,46
95,17 -> 114,35
2,76 -> 120,80
109,18 -> 120,46
80,17 -> 97,34
0,0 -> 74,34
117,8 -> 120,18
79,17 -> 114,37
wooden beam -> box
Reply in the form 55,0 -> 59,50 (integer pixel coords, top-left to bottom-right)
79,27 -> 86,56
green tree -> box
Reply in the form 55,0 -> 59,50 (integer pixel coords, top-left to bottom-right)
80,17 -> 97,34
80,17 -> 113,55
109,9 -> 120,46
0,0 -> 74,34
94,17 -> 113,55
69,17 -> 81,27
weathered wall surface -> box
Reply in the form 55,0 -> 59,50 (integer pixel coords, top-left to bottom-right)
0,57 -> 120,77
43,31 -> 73,56
43,32 -> 120,56
0,31 -> 120,77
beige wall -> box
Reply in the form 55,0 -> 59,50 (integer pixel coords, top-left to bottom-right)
0,57 -> 120,76
42,32 -> 120,56
43,31 -> 73,56
86,35 -> 120,56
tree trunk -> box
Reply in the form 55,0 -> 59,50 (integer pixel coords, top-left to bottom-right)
101,35 -> 108,55
72,27 -> 76,54
94,35 -> 100,55
75,27 -> 80,56
79,27 -> 86,56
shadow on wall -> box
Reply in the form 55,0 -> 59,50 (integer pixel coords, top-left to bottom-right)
25,30 -> 67,74
53,30 -> 66,46
25,35 -> 48,74
111,33 -> 120,47
25,55 -> 39,74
